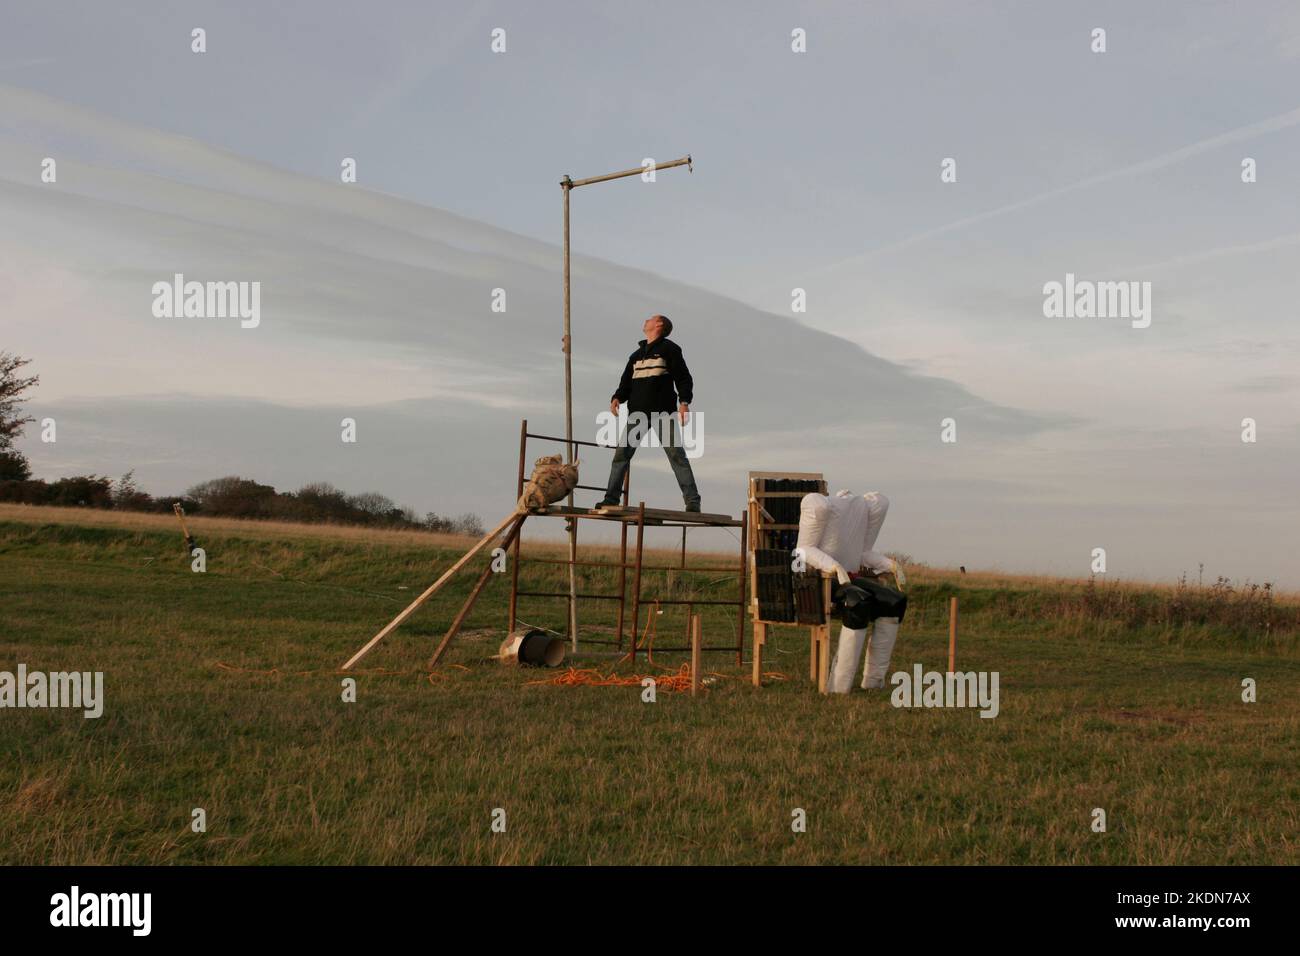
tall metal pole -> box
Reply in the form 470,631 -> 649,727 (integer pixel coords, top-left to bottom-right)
562,178 -> 578,649
559,155 -> 692,652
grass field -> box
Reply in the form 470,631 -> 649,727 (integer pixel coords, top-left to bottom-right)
2,503 -> 1297,865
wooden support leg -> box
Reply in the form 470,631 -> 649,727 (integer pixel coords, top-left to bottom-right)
616,469 -> 630,649
752,621 -> 766,687
816,625 -> 831,695
809,628 -> 819,683
736,509 -> 747,666
629,503 -> 646,664
818,574 -> 834,693
690,614 -> 702,697
508,419 -> 527,633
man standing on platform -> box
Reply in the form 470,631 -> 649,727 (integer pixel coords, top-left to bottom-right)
594,314 -> 701,513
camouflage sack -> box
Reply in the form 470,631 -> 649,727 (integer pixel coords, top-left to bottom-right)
517,454 -> 580,511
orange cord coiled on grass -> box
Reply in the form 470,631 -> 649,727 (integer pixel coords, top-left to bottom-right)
526,663 -> 697,691
525,663 -> 790,691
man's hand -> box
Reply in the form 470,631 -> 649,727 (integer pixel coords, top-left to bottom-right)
678,402 -> 689,426
610,398 -> 620,416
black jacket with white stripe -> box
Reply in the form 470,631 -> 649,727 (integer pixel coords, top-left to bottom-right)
611,336 -> 694,413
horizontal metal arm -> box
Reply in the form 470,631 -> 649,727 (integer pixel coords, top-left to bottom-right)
563,155 -> 691,189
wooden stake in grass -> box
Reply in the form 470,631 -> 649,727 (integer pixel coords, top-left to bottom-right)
171,502 -> 196,553
948,596 -> 958,673
690,614 -> 702,697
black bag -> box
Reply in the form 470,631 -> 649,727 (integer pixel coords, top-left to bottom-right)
831,576 -> 907,628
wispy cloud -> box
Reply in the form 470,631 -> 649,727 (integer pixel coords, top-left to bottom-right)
808,104 -> 1300,274
1112,230 -> 1300,275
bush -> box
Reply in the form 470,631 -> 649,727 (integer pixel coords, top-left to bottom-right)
112,470 -> 155,511
0,450 -> 31,481
186,476 -> 278,518
0,475 -> 114,508
46,475 -> 113,508
0,479 -> 52,504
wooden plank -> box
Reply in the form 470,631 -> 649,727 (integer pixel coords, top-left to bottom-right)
341,511 -> 523,670
747,478 -> 758,551
533,505 -> 740,527
747,478 -> 759,602
586,505 -> 737,523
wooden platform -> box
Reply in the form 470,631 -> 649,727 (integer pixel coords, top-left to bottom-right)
530,504 -> 742,528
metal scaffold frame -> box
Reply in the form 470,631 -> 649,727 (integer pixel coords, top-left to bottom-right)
511,419 -> 746,663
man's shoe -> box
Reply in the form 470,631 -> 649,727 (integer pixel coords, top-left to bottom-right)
593,500 -> 622,513
684,502 -> 701,513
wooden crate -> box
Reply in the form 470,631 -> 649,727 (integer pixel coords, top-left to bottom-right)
747,471 -> 827,624
747,471 -> 835,692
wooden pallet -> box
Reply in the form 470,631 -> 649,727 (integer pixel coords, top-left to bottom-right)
533,504 -> 742,527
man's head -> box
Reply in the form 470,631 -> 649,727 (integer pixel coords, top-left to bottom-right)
643,314 -> 672,341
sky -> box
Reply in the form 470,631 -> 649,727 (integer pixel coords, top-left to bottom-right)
2,0 -> 1298,586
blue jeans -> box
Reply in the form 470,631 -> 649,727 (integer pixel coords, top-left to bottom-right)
600,414 -> 700,508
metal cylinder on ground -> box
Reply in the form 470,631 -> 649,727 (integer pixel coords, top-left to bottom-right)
497,628 -> 566,667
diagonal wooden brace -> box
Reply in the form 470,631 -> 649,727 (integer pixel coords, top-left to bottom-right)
428,514 -> 526,668
341,511 -> 525,670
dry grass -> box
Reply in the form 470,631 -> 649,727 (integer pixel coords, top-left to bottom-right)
10,502 -> 1295,599
2,504 -> 1297,865
0,502 -> 481,550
